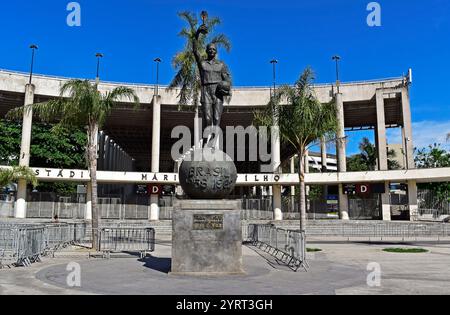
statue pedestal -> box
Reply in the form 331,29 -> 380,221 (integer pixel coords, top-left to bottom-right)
171,200 -> 244,276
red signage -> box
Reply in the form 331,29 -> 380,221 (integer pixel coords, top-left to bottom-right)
356,184 -> 371,196
148,185 -> 162,195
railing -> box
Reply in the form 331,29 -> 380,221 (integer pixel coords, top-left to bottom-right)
98,227 -> 155,258
26,202 -> 86,219
303,221 -> 450,240
0,223 -> 88,268
418,190 -> 450,218
247,224 -> 308,272
0,201 -> 14,218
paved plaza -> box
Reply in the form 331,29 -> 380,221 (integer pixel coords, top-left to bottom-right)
1,241 -> 450,295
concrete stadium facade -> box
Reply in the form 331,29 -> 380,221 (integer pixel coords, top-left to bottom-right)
1,69 -> 449,222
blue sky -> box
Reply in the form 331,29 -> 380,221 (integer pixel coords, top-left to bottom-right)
0,0 -> 449,154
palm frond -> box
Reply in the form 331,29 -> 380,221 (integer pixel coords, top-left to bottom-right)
210,34 -> 232,52
178,11 -> 197,30
0,166 -> 38,188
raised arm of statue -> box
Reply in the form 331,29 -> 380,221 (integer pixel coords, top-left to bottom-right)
193,25 -> 208,71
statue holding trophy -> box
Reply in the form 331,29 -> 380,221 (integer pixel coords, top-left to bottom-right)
193,11 -> 232,135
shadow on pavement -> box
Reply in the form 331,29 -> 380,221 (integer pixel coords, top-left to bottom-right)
139,256 -> 172,274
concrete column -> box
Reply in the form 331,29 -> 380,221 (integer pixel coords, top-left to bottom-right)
381,182 -> 391,221
97,132 -> 105,170
115,146 -> 120,171
376,89 -> 388,171
338,184 -> 349,220
112,143 -> 117,171
151,95 -> 161,172
108,140 -> 114,171
104,136 -> 110,170
271,124 -> 282,221
335,93 -> 347,173
304,151 -> 310,212
401,88 -> 415,169
150,95 -> 161,221
335,93 -> 349,221
272,185 -> 282,221
118,149 -> 123,170
15,84 -> 35,219
320,137 -> 329,203
408,180 -> 419,221
401,128 -> 408,169
149,194 -> 159,221
85,183 -> 92,220
320,136 -> 327,172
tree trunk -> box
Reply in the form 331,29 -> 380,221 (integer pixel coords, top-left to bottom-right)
88,122 -> 100,250
298,150 -> 307,232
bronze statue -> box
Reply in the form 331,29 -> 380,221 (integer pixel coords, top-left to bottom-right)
193,12 -> 232,131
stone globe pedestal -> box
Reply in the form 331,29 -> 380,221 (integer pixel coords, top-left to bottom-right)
171,148 -> 244,276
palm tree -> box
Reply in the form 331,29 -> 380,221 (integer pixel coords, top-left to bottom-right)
7,80 -> 139,250
254,68 -> 338,232
347,137 -> 401,171
169,11 -> 231,108
0,166 -> 37,188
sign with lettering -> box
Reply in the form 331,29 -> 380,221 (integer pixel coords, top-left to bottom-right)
149,185 -> 162,195
356,184 -> 371,196
186,167 -> 233,192
193,214 -> 224,230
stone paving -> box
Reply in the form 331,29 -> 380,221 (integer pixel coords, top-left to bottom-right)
1,241 -> 450,295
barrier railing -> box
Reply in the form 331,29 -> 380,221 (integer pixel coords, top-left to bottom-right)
303,222 -> 450,240
0,223 -> 87,268
98,227 -> 155,258
247,224 -> 308,272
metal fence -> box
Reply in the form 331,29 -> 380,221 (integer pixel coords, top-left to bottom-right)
247,224 -> 308,272
303,221 -> 450,240
0,223 -> 88,268
0,201 -> 14,218
98,227 -> 155,258
418,190 -> 450,218
26,202 -> 86,219
348,198 -> 380,220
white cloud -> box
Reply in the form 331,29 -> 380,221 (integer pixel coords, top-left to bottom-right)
387,121 -> 450,150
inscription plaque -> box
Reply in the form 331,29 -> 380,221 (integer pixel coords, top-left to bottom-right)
193,214 -> 224,230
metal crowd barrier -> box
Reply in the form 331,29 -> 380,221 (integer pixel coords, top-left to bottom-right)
304,222 -> 450,240
247,224 -> 308,272
98,227 -> 155,259
0,223 -> 87,268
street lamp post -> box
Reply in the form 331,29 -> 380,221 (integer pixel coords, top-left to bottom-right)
95,53 -> 103,84
29,45 -> 38,85
154,58 -> 162,96
332,55 -> 341,93
270,59 -> 278,98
